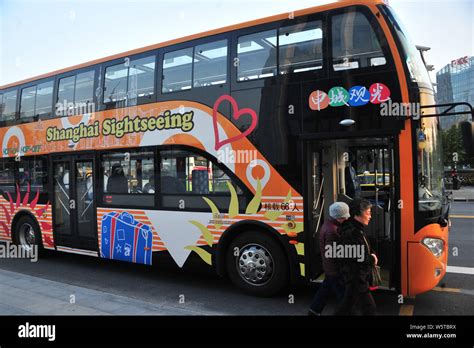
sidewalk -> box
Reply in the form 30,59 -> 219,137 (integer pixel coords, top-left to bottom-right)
0,269 -> 224,315
448,186 -> 474,202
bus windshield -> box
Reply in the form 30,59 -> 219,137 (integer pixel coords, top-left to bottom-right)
417,118 -> 444,211
384,6 -> 432,89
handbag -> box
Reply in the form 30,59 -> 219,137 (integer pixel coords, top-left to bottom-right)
362,233 -> 382,287
371,265 -> 382,287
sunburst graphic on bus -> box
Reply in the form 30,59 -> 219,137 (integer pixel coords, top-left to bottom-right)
0,184 -> 53,248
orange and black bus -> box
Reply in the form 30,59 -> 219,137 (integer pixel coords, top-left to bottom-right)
0,0 -> 472,297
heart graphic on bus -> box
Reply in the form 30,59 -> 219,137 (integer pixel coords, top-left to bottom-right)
212,95 -> 258,150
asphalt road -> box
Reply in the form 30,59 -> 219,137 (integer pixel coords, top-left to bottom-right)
0,202 -> 472,316
447,202 -> 474,267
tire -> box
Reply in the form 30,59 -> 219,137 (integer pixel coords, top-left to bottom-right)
226,231 -> 289,297
13,215 -> 43,256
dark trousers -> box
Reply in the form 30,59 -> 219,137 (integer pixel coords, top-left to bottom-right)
334,282 -> 376,316
310,275 -> 345,314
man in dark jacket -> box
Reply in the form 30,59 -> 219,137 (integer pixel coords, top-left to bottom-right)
107,164 -> 129,193
308,202 -> 350,315
335,198 -> 378,316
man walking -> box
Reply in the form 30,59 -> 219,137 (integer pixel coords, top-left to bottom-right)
308,202 -> 350,315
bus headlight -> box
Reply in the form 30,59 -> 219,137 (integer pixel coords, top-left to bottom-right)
422,238 -> 444,258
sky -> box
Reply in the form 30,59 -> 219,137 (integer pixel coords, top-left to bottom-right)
0,0 -> 473,86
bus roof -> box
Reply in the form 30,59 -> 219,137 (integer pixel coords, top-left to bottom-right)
0,0 -> 386,90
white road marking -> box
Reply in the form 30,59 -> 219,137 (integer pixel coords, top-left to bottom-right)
446,266 -> 474,275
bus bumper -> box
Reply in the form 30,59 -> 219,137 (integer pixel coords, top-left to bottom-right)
407,224 -> 448,296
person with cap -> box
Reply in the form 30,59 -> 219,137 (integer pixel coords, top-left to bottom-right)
308,201 -> 350,315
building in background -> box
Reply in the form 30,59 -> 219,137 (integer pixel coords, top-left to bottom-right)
436,56 -> 474,129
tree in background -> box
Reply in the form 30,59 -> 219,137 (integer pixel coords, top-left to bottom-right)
442,125 -> 467,167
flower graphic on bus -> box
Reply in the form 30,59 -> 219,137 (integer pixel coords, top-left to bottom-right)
186,179 -> 303,266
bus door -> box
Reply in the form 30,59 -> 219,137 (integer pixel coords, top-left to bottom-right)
305,142 -> 325,282
52,155 -> 97,251
351,145 -> 395,271
305,137 -> 397,288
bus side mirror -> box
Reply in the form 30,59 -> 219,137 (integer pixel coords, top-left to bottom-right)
460,121 -> 474,158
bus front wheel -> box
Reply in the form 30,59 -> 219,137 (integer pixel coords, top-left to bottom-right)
13,215 -> 43,255
226,231 -> 289,297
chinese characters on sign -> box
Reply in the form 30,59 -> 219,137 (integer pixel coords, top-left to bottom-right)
308,83 -> 391,111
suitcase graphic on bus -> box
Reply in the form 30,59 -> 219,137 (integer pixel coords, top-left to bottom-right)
101,211 -> 153,266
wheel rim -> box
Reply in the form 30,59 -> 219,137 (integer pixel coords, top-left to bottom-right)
237,244 -> 274,286
18,223 -> 35,252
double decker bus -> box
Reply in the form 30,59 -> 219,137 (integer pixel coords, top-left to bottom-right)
1,0 -> 472,297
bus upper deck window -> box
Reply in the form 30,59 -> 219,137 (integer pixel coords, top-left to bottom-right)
332,11 -> 386,71
128,56 -> 155,100
36,81 -> 54,118
104,64 -> 128,104
103,55 -> 155,106
75,71 -> 95,105
162,48 -> 193,93
237,29 -> 277,81
58,76 -> 76,111
193,40 -> 228,88
279,21 -> 323,75
20,86 -> 37,119
0,94 -> 3,120
2,90 -> 18,122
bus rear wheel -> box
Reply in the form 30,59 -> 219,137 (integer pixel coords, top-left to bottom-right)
226,231 -> 289,297
14,215 -> 43,254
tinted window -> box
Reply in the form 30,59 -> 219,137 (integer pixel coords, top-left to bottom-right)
20,86 -> 37,119
36,81 -> 54,117
2,90 -> 17,121
279,21 -> 323,74
75,71 -> 95,104
18,157 -> 47,191
160,149 -> 246,210
332,11 -> 386,71
104,63 -> 128,104
237,30 -> 277,81
0,159 -> 16,192
162,48 -> 193,93
102,149 -> 155,207
194,40 -> 228,87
